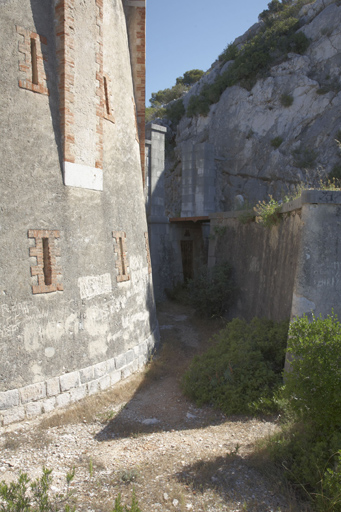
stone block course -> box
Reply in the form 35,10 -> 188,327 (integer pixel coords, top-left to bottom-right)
69,385 -> 87,403
80,366 -> 94,384
115,353 -> 126,370
0,326 -> 157,426
60,371 -> 80,392
20,382 -> 46,404
46,377 -> 60,397
25,401 -> 43,418
56,392 -> 71,409
93,361 -> 107,379
98,375 -> 111,391
42,397 -> 56,414
2,407 -> 25,426
125,349 -> 135,364
0,389 -> 20,410
110,370 -> 121,386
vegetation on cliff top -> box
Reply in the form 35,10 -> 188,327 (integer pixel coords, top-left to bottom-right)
187,0 -> 311,117
147,0 -> 311,124
146,69 -> 204,125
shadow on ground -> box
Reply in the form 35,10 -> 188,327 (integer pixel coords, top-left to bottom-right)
94,300 -> 230,441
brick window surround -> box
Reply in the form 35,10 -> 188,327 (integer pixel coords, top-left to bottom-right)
103,73 -> 115,124
16,26 -> 49,95
28,230 -> 63,294
144,232 -> 152,274
113,231 -> 130,282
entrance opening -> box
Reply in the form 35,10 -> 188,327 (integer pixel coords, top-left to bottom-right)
181,240 -> 193,282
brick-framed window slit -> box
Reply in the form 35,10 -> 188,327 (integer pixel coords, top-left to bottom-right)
16,26 -> 49,95
144,232 -> 152,274
103,74 -> 115,124
113,231 -> 130,282
132,97 -> 140,143
28,230 -> 63,294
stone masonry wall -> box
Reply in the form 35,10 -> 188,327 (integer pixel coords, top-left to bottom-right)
0,0 -> 156,426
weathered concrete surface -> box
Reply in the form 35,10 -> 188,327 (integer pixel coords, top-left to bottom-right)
209,191 -> 341,323
0,0 -> 157,424
209,211 -> 302,323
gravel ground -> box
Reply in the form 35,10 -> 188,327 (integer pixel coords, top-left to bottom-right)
0,302 -> 307,512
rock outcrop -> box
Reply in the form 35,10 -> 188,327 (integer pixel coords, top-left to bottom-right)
165,0 -> 341,215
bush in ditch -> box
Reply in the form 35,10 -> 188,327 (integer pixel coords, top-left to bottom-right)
182,316 -> 288,415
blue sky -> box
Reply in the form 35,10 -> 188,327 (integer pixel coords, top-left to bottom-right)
146,0 -> 271,105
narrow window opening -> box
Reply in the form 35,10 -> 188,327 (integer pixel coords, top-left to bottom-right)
42,237 -> 52,286
103,76 -> 110,116
119,237 -> 126,276
30,37 -> 38,85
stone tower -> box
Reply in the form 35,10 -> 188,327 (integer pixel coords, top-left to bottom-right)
0,0 -> 158,426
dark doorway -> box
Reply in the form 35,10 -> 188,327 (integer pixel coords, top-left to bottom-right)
181,240 -> 194,281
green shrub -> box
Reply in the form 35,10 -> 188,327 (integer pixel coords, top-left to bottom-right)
271,136 -> 283,148
113,491 -> 141,512
328,164 -> 341,181
186,93 -> 211,118
187,261 -> 236,318
0,468 -> 76,512
284,312 -> 341,429
280,93 -> 294,107
165,99 -> 185,126
182,317 -> 289,415
292,146 -> 317,168
149,83 -> 188,107
176,69 -> 204,87
266,312 -> 341,510
266,421 -> 341,509
145,106 -> 166,123
219,43 -> 239,63
0,469 -> 142,512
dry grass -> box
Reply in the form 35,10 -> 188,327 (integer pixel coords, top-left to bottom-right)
38,374 -> 144,431
0,301 -> 311,512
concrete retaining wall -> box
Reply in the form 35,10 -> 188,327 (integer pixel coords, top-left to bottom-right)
209,190 -> 341,323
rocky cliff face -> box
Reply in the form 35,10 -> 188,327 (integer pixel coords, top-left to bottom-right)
164,0 -> 341,216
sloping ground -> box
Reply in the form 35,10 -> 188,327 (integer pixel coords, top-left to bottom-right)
0,302 -> 309,511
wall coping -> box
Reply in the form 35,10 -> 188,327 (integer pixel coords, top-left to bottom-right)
210,190 -> 341,220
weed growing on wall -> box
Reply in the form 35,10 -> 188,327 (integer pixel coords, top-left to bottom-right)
187,261 -> 236,318
253,195 -> 283,227
182,317 -> 288,415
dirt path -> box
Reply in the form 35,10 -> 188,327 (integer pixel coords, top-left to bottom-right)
0,302 -> 301,512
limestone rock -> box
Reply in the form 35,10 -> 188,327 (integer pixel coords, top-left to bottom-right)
165,0 -> 341,214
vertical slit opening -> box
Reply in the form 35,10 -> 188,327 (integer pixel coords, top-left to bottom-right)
42,238 -> 52,286
103,76 -> 110,115
31,38 -> 38,85
119,237 -> 126,275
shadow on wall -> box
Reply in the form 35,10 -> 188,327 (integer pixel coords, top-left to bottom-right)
30,0 -> 64,176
